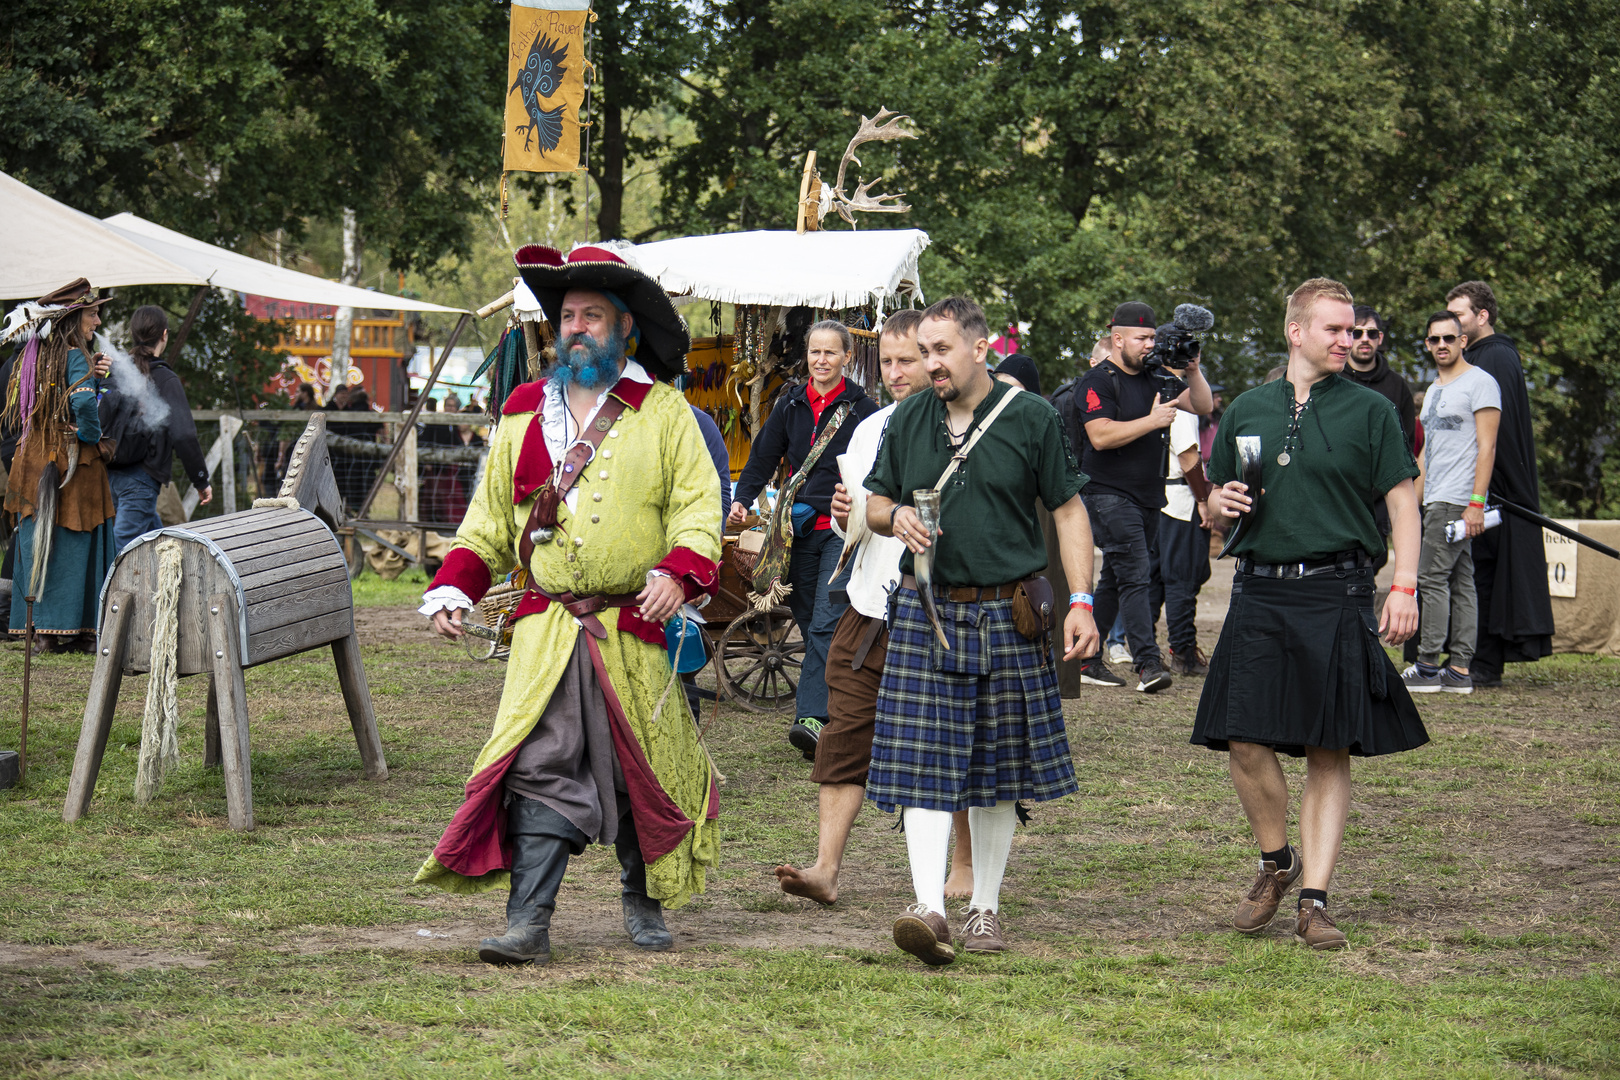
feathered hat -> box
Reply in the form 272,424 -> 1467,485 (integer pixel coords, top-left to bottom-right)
513,245 -> 689,380
2,277 -> 113,345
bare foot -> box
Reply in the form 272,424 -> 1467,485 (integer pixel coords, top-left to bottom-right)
943,864 -> 974,899
775,862 -> 838,906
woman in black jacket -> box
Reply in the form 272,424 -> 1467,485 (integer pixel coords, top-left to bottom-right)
729,320 -> 878,755
103,306 -> 211,552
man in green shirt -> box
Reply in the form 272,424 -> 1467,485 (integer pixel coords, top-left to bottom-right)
862,296 -> 1100,964
1194,277 -> 1427,951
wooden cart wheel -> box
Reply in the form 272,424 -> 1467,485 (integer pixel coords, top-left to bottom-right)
714,606 -> 804,713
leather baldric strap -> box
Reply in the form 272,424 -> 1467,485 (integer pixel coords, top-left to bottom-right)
517,396 -> 631,572
899,573 -> 1019,602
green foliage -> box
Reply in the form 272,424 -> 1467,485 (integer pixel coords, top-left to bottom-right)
0,0 -> 506,275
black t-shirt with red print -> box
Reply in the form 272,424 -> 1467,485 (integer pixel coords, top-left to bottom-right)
1075,360 -> 1168,510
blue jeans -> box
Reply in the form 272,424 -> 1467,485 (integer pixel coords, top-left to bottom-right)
1083,491 -> 1162,669
786,526 -> 848,721
108,466 -> 164,555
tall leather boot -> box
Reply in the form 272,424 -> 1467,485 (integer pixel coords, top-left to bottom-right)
479,798 -> 587,966
615,807 -> 673,951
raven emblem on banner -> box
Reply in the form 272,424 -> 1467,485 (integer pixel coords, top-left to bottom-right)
509,30 -> 569,153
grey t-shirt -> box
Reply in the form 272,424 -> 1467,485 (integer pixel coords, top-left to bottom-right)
1419,365 -> 1501,506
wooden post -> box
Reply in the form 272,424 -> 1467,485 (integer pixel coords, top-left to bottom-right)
219,418 -> 236,513
184,414 -> 243,519
207,593 -> 255,831
402,424 -> 419,523
62,591 -> 135,821
332,631 -> 388,781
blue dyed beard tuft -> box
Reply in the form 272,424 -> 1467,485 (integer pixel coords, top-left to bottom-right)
549,327 -> 627,392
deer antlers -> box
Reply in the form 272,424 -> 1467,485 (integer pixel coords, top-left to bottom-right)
829,108 -> 917,226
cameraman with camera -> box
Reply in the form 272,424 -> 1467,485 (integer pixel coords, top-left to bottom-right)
1074,301 -> 1213,692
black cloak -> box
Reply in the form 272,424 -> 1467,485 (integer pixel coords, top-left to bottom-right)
1466,333 -> 1554,669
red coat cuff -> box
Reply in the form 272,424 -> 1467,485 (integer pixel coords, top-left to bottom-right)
656,546 -> 720,602
430,547 -> 495,606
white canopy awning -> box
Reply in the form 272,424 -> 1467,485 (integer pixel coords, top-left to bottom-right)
0,170 -> 207,299
610,229 -> 929,309
102,213 -> 469,314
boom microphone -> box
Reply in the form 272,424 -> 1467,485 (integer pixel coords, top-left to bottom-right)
1172,303 -> 1215,333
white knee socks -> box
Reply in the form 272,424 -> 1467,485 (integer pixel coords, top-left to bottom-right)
967,800 -> 1018,913
902,806 -> 953,916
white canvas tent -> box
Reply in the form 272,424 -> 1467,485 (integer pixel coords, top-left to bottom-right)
102,213 -> 468,314
608,229 -> 929,309
0,170 -> 206,298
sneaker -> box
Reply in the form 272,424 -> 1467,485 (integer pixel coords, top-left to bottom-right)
961,907 -> 1005,953
893,903 -> 955,966
1080,660 -> 1127,688
1167,646 -> 1209,676
788,718 -> 824,755
1107,642 -> 1133,666
1296,899 -> 1348,950
1135,663 -> 1172,693
1440,667 -> 1474,695
1233,847 -> 1302,933
1400,664 -> 1442,693
1471,668 -> 1502,688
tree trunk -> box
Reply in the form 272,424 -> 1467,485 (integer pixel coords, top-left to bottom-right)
328,207 -> 360,404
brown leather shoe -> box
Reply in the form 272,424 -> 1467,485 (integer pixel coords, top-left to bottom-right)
961,907 -> 1005,953
1168,646 -> 1210,676
1232,847 -> 1302,933
893,903 -> 955,966
1296,900 -> 1348,950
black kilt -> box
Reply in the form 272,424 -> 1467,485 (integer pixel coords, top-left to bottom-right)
1192,568 -> 1428,757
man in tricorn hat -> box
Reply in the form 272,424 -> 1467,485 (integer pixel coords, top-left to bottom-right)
416,245 -> 722,965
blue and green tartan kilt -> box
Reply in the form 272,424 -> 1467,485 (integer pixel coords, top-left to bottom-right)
865,587 -> 1077,814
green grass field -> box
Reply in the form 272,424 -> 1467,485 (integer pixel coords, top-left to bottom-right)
2,569 -> 1616,1078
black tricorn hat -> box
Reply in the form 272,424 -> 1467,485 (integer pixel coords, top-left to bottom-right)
513,244 -> 689,380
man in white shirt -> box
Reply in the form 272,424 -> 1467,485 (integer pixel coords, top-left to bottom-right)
775,309 -> 929,905
1154,406 -> 1216,673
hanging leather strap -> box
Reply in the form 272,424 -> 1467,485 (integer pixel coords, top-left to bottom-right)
517,395 -> 630,572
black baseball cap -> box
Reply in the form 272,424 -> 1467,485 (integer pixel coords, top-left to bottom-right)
1111,301 -> 1156,328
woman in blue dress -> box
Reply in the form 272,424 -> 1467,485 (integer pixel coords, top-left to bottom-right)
3,278 -> 116,653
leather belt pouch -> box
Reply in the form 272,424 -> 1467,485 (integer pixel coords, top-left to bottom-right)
1011,575 -> 1053,640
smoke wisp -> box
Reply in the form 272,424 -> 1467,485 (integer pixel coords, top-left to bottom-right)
95,332 -> 171,431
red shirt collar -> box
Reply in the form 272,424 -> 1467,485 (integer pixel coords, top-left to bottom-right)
807,378 -> 846,422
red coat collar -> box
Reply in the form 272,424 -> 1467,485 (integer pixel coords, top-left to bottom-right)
502,375 -> 654,417
508,377 -> 654,504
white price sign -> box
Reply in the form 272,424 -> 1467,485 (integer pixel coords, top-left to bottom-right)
1543,521 -> 1579,598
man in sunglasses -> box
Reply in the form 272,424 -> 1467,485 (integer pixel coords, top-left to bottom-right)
1344,306 -> 1418,567
1401,311 -> 1500,695
1344,307 -> 1417,452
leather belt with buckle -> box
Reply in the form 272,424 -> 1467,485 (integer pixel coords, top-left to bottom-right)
1235,551 -> 1372,579
532,588 -> 641,639
898,573 -> 1019,602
